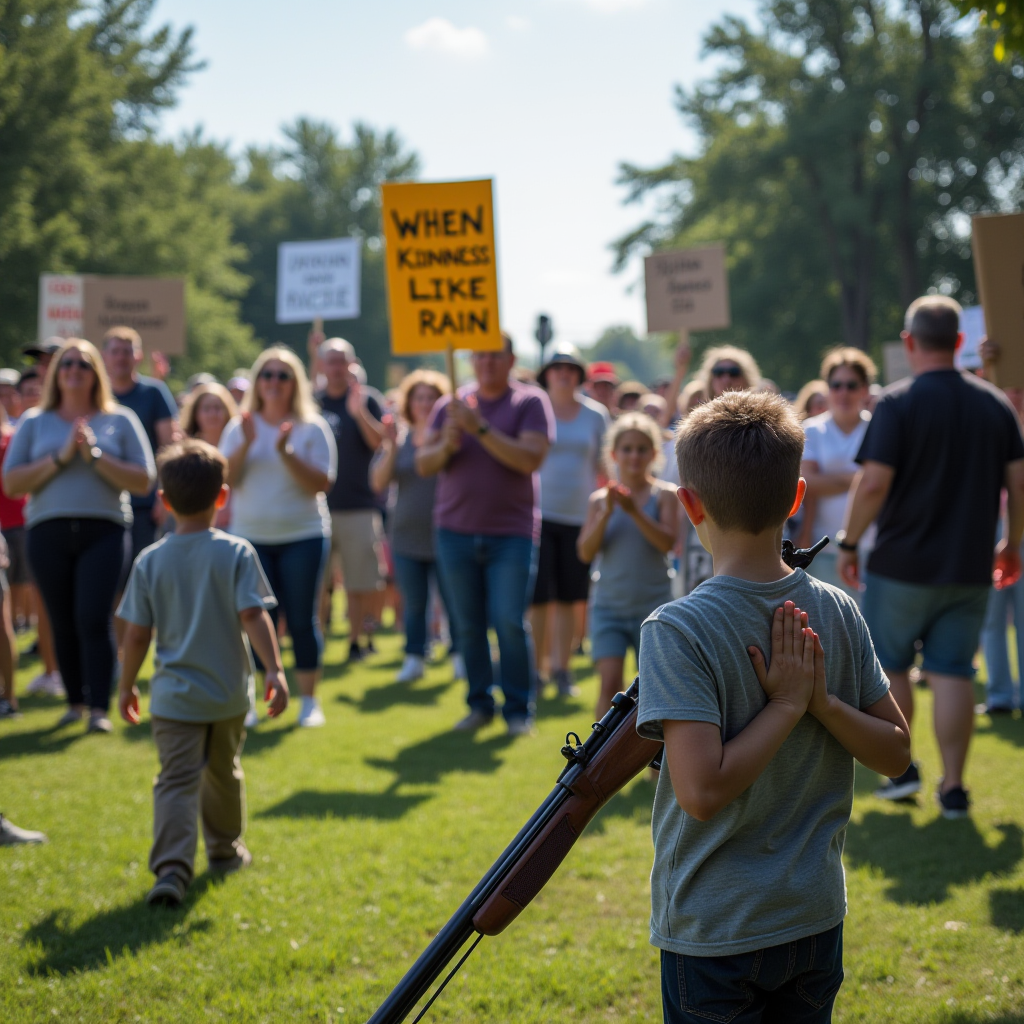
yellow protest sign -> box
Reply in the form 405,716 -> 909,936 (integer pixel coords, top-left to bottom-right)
381,179 -> 502,354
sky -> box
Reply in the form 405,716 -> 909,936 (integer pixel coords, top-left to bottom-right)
156,0 -> 759,361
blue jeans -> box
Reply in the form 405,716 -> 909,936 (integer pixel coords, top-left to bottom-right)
250,537 -> 329,671
393,554 -> 459,657
661,923 -> 844,1024
981,580 -> 1024,710
435,529 -> 536,721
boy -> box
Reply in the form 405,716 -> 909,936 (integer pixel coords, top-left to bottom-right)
117,440 -> 288,907
638,392 -> 910,1023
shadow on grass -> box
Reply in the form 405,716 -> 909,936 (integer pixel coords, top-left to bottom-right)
23,875 -> 215,975
585,777 -> 656,836
845,811 -> 1023,904
257,789 -> 431,821
366,730 -> 513,788
976,712 -> 1024,749
356,679 -> 453,714
990,887 -> 1024,933
944,1014 -> 1024,1023
0,723 -> 86,761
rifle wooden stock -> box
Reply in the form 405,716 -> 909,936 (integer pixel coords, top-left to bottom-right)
472,704 -> 660,935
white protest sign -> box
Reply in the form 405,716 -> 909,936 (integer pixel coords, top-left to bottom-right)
276,238 -> 361,324
957,305 -> 985,371
38,274 -> 85,339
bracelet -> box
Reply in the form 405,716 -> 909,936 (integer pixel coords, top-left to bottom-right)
834,530 -> 858,552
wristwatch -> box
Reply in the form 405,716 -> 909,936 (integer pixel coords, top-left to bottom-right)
477,422 -> 490,436
834,530 -> 858,552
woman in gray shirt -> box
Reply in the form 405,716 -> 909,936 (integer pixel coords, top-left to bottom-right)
529,344 -> 609,697
4,339 -> 155,732
371,370 -> 460,685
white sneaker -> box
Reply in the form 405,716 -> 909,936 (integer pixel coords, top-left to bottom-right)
27,672 -> 65,698
298,697 -> 325,728
396,655 -> 424,683
452,654 -> 466,682
244,708 -> 259,729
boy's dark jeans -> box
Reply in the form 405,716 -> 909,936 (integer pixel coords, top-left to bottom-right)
661,922 -> 844,1023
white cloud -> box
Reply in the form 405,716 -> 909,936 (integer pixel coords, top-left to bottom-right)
505,15 -> 531,31
404,18 -> 489,59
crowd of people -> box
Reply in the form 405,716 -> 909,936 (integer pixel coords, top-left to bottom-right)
0,297 -> 1020,920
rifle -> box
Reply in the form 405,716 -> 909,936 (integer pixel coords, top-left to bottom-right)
366,536 -> 830,1024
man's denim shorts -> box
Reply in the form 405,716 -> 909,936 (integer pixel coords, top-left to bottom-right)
862,572 -> 990,678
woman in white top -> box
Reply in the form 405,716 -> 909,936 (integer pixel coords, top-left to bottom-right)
220,347 -> 337,727
799,347 -> 877,598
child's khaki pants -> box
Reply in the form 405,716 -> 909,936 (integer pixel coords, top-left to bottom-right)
150,714 -> 247,885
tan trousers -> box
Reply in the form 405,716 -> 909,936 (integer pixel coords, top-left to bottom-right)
150,714 -> 247,885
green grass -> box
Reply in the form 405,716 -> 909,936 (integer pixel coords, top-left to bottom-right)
2,614 -> 1024,1023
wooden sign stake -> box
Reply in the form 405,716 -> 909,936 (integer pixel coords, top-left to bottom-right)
445,343 -> 458,394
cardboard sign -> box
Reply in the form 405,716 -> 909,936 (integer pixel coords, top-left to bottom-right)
40,275 -> 186,354
644,244 -> 731,333
381,179 -> 502,354
276,237 -> 361,324
882,341 -> 912,385
38,274 -> 85,339
972,212 -> 1024,388
82,277 -> 186,355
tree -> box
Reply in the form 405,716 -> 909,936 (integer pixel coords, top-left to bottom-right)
615,0 -> 1024,388
0,0 -> 199,363
951,0 -> 1024,60
233,119 -> 420,387
581,326 -> 673,386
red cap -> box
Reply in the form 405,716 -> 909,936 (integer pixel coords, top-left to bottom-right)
587,361 -> 619,385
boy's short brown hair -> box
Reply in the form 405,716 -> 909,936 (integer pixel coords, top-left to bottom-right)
157,439 -> 227,516
675,391 -> 804,534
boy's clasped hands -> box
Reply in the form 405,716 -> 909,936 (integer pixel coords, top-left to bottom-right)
747,601 -> 833,722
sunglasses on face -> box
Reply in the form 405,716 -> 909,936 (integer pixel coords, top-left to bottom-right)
829,379 -> 862,391
258,370 -> 293,382
59,359 -> 93,371
711,365 -> 743,378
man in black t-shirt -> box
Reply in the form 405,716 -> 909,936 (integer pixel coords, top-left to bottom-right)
315,338 -> 384,661
836,296 -> 1024,818
102,327 -> 178,562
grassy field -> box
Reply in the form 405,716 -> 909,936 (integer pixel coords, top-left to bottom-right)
2,614 -> 1024,1024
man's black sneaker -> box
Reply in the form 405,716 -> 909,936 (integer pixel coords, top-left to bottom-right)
874,762 -> 921,800
346,641 -> 364,663
0,699 -> 21,720
365,637 -> 377,655
937,782 -> 971,819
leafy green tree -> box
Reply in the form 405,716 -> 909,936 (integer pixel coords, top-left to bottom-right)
581,325 -> 673,386
233,119 -> 420,388
951,0 -> 1024,60
0,0 -> 198,363
615,0 -> 1024,389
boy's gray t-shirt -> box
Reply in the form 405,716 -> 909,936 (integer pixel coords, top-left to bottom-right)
637,569 -> 888,957
117,530 -> 277,723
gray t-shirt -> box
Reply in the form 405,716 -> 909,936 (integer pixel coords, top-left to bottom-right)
539,397 -> 609,525
637,569 -> 888,957
389,432 -> 438,561
4,407 -> 155,527
116,529 -> 277,723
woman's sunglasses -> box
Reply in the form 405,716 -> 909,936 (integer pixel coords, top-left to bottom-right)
829,379 -> 862,391
258,370 -> 293,382
58,359 -> 94,371
711,365 -> 743,378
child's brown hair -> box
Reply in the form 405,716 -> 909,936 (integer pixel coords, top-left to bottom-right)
157,439 -> 227,516
675,391 -> 804,534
